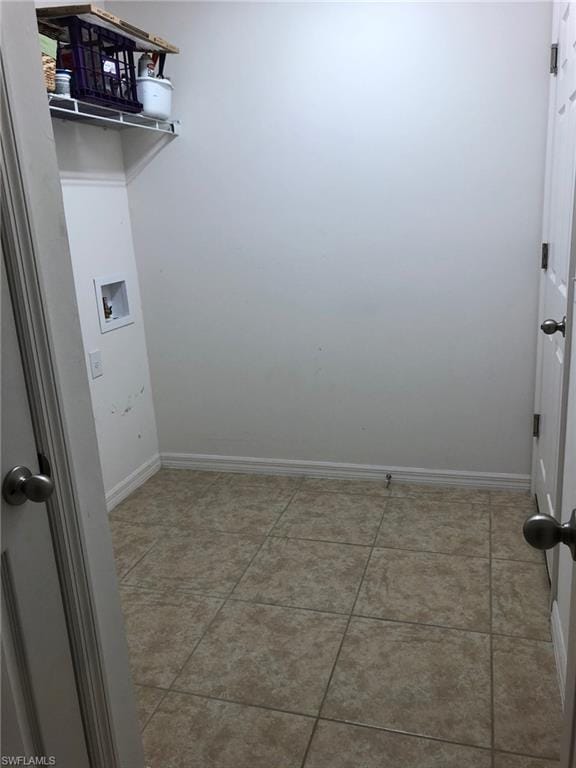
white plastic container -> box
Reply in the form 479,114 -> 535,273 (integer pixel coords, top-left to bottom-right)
54,69 -> 72,97
136,76 -> 173,121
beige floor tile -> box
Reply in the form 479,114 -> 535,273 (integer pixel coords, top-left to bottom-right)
494,754 -> 559,768
119,586 -> 222,687
273,491 -> 385,545
301,477 -> 391,497
184,485 -> 293,535
233,537 -> 369,613
490,490 -> 536,508
305,720 -> 492,768
111,486 -> 207,528
174,601 -> 347,715
109,520 -> 169,579
491,507 -> 545,563
493,635 -> 562,759
143,692 -> 314,768
390,483 -> 490,504
201,482 -> 295,505
142,469 -> 221,493
355,548 -> 490,631
216,473 -> 303,491
134,685 -> 165,731
323,618 -> 491,747
492,560 -> 551,640
376,498 -> 490,556
123,529 -> 264,596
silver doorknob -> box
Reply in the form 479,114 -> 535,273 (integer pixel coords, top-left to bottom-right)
523,509 -> 576,561
540,317 -> 566,336
2,466 -> 54,506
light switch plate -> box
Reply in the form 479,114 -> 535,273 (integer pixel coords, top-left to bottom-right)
89,350 -> 103,379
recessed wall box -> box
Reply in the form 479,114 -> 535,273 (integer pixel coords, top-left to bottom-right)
94,274 -> 134,333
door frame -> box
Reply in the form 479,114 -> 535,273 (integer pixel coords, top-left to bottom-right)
1,3 -> 143,765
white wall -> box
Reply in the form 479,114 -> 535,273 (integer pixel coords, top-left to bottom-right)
113,1 -> 550,479
54,121 -> 159,503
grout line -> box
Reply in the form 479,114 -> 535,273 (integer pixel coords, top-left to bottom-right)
483,628 -> 553,644
274,487 -> 526,506
266,532 -> 374,549
298,488 -> 392,499
347,613 -> 548,643
118,582 -> 227,605
137,684 -> 168,735
168,687 -> 317,721
115,519 -> 273,538
192,473 -> 223,494
162,582 -> 244,691
117,529 -> 174,582
371,543 -> 490,561
220,475 -> 306,489
267,489 -> 299,537
134,682 -> 170,692
227,595 -> 351,617
317,716 -> 559,761
491,553 -> 547,565
317,715 -> 494,753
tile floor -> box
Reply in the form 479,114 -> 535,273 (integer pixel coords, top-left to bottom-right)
110,471 -> 562,767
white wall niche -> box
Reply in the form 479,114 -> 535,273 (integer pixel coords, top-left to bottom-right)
94,273 -> 134,333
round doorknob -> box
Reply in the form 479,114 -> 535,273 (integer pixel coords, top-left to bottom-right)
523,513 -> 562,550
523,510 -> 576,561
540,317 -> 566,336
2,466 -> 54,506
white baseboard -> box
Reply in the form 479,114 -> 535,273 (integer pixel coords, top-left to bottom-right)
105,453 -> 161,512
60,173 -> 126,188
160,452 -> 530,491
551,599 -> 567,704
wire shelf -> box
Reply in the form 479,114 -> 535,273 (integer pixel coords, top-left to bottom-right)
48,94 -> 180,135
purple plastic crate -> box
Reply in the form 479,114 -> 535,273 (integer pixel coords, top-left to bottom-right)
57,16 -> 142,113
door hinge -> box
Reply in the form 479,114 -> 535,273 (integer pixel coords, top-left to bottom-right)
533,413 -> 541,439
541,242 -> 549,271
550,43 -> 559,76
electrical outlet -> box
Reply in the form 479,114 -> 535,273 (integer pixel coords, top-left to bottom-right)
89,350 -> 103,379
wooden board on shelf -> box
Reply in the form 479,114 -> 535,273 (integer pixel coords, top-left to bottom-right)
36,5 -> 179,54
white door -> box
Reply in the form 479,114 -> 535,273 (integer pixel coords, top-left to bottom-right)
1,258 -> 91,764
539,277 -> 576,767
533,1 -> 576,561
